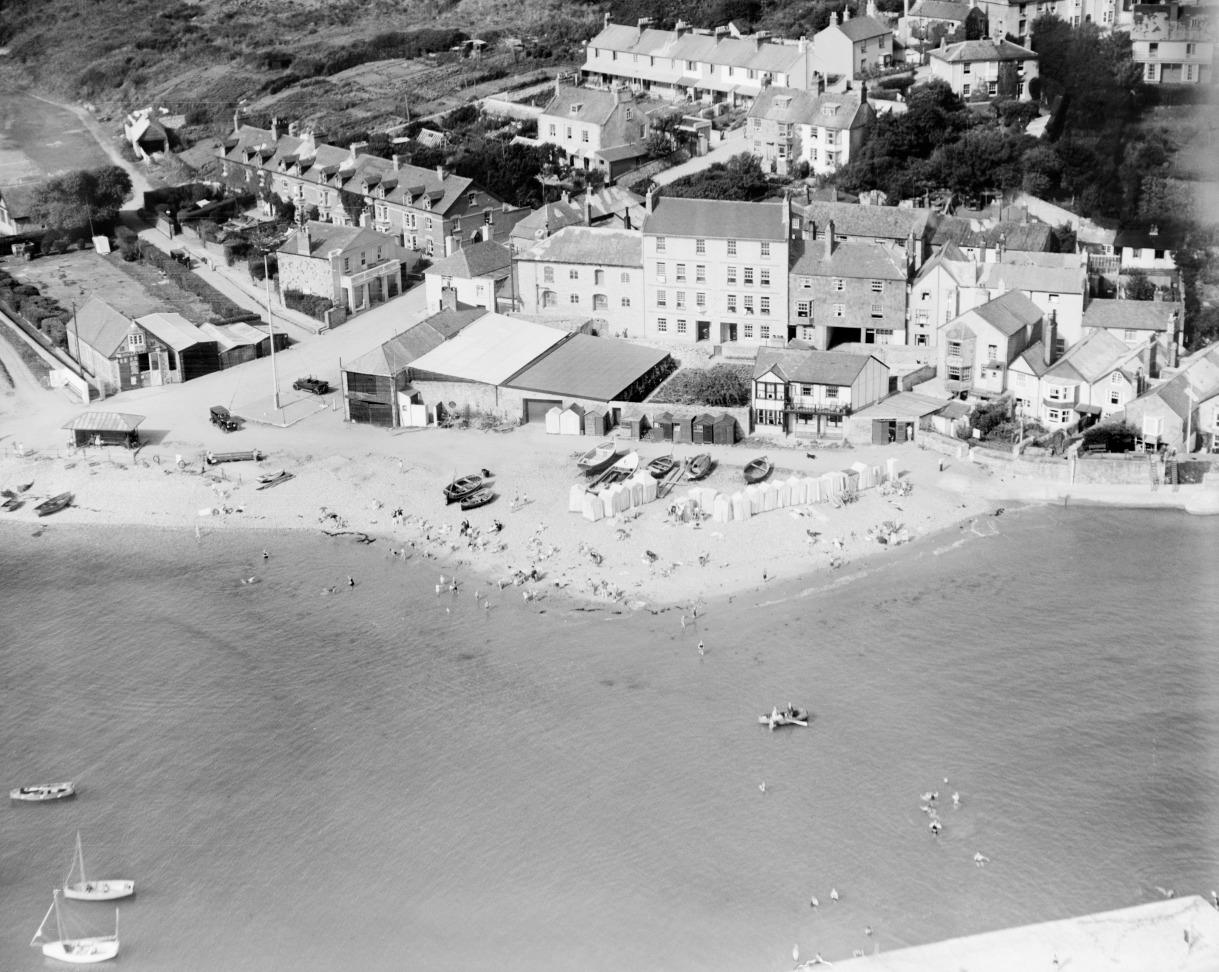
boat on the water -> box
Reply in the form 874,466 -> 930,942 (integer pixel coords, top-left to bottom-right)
685,454 -> 713,481
646,455 -> 677,479
206,449 -> 265,465
10,782 -> 75,802
460,488 -> 496,511
588,451 -> 639,492
577,441 -> 619,476
63,832 -> 134,901
443,474 -> 484,504
743,456 -> 772,484
256,471 -> 295,491
31,889 -> 118,965
34,493 -> 73,517
758,706 -> 809,730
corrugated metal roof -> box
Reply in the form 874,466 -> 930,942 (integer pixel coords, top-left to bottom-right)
852,392 -> 946,420
135,312 -> 206,352
506,334 -> 670,401
409,313 -> 569,385
62,411 -> 146,432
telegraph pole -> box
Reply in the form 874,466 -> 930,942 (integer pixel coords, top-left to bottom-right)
264,254 -> 281,409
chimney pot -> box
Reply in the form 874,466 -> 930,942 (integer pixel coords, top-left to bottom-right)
645,187 -> 655,214
270,116 -> 280,141
825,219 -> 835,258
436,164 -> 447,180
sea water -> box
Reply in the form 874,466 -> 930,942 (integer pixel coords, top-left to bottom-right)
1,506 -> 1217,971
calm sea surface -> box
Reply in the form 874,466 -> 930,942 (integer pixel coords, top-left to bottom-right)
2,506 -> 1218,971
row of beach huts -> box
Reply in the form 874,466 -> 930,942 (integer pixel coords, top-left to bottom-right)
544,405 -> 742,444
570,457 -> 901,523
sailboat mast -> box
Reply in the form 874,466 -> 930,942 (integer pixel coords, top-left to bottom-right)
54,890 -> 65,944
76,831 -> 86,887
30,900 -> 55,947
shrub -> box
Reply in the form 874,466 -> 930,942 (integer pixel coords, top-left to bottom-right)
651,365 -> 752,407
282,289 -> 332,320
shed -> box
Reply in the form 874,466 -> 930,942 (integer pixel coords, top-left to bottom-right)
672,414 -> 694,444
63,411 -> 145,448
584,408 -> 612,436
545,406 -> 562,434
625,413 -> 650,439
505,334 -> 674,403
559,403 -> 585,435
693,412 -> 717,444
655,411 -> 676,441
713,413 -> 739,445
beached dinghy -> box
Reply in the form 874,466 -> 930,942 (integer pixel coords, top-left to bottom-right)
685,454 -> 713,481
256,471 -> 295,490
30,890 -> 119,964
63,832 -> 134,901
34,493 -> 73,517
646,455 -> 677,479
743,456 -> 772,484
11,781 -> 75,802
460,488 -> 496,511
577,442 -> 618,476
443,474 -> 484,504
758,706 -> 809,730
588,452 -> 639,492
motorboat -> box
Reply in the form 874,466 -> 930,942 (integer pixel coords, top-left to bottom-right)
743,457 -> 772,484
577,441 -> 618,476
443,474 -> 484,504
11,781 -> 76,802
685,454 -> 713,481
34,493 -> 73,517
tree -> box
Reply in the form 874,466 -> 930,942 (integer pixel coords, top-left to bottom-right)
1122,270 -> 1157,300
661,153 -> 775,201
30,165 -> 132,233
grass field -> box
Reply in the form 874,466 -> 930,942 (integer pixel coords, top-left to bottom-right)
0,90 -> 113,187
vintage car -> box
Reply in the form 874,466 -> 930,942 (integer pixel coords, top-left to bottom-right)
210,405 -> 241,432
293,376 -> 330,395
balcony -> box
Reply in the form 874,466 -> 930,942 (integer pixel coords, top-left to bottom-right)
341,259 -> 401,288
783,398 -> 852,416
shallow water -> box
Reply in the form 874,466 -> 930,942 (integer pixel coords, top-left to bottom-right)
1,506 -> 1217,970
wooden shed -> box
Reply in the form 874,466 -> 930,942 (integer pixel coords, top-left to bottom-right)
584,408 -> 612,436
558,403 -> 585,435
655,411 -> 675,441
693,412 -> 717,444
712,413 -> 739,445
625,412 -> 650,439
672,414 -> 694,444
63,411 -> 145,448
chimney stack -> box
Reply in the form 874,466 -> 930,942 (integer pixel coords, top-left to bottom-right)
298,222 -> 311,256
233,108 -> 241,135
645,187 -> 655,214
270,116 -> 280,141
436,164 -> 447,180
825,219 -> 835,259
1042,311 -> 1057,367
441,285 -> 458,312
444,235 -> 456,257
392,154 -> 402,171
583,186 -> 593,225
866,0 -> 877,17
844,6 -> 852,21
603,11 -> 610,28
288,120 -> 300,138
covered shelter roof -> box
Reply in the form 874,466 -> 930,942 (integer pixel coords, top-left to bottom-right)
134,312 -> 207,352
851,392 -> 947,421
506,334 -> 671,401
409,314 -> 570,386
62,412 -> 146,433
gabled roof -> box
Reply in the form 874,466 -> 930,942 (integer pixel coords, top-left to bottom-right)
409,313 -> 570,385
62,411 -> 145,433
541,86 -> 623,127
930,38 -> 1037,63
280,220 -> 397,258
907,0 -> 973,21
510,201 -> 584,241
795,200 -> 940,241
73,297 -> 135,358
426,240 -> 512,279
932,216 -> 1053,252
345,324 -> 447,377
789,238 -> 907,280
1082,299 -> 1184,332
506,333 -> 670,401
518,226 -> 642,267
827,14 -> 892,41
134,312 -> 207,352
753,347 -> 879,385
1044,330 -> 1135,384
747,86 -> 820,124
586,22 -> 809,75
960,290 -> 1042,336
643,197 -> 787,241
977,260 -> 1085,295
1114,226 -> 1180,250
1013,341 -> 1052,378
198,322 -> 262,351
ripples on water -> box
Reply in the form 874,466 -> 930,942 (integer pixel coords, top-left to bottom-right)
1,507 -> 1217,970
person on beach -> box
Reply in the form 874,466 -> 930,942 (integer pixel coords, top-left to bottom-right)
698,640 -> 705,656
493,519 -> 503,533
347,576 -> 355,588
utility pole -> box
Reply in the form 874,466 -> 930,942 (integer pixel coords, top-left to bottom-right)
264,254 -> 281,409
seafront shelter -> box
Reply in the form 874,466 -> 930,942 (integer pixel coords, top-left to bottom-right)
63,411 -> 145,448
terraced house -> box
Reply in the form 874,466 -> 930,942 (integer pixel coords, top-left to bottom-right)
217,120 -> 527,258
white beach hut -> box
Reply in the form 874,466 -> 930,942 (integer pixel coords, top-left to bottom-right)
559,404 -> 585,435
775,479 -> 791,508
606,483 -> 629,515
886,457 -> 898,482
850,461 -> 873,489
632,472 -> 658,505
820,471 -> 840,499
731,491 -> 751,520
787,476 -> 807,505
569,484 -> 586,513
693,486 -> 718,510
581,490 -> 604,522
713,493 -> 732,523
545,406 -> 562,435
761,482 -> 778,512
745,484 -> 763,515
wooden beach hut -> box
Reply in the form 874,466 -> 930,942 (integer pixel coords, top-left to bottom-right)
584,408 -> 612,437
712,413 -> 739,445
655,412 -> 676,441
672,414 -> 694,444
693,413 -> 717,444
624,412 -> 650,440
63,411 -> 145,448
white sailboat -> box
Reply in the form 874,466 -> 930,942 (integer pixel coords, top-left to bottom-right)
30,889 -> 119,964
63,831 -> 135,901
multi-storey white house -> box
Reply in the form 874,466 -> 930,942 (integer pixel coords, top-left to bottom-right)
813,9 -> 894,79
581,20 -> 818,103
424,240 -> 513,313
746,86 -> 873,176
801,89 -> 874,175
1129,8 -> 1212,84
752,347 -> 890,437
641,195 -> 790,346
1009,329 -> 1148,428
538,83 -> 656,180
974,0 -> 1118,42
939,290 -> 1043,398
1081,298 -> 1183,374
278,221 -> 408,315
514,227 -> 644,336
928,38 -> 1039,100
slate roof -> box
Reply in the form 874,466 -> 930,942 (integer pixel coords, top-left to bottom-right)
794,200 -> 940,242
1114,227 -> 1180,250
754,347 -> 878,385
747,87 -> 820,124
426,240 -> 512,279
1082,299 -> 1184,332
907,0 -> 972,20
586,23 -> 810,76
930,39 -> 1038,63
1043,330 -> 1134,384
506,334 -> 670,400
977,260 -> 1085,295
541,86 -> 623,127
280,220 -> 397,258
932,216 -> 1053,252
832,14 -> 892,41
643,197 -> 787,241
510,201 -> 584,242
73,297 -> 136,358
964,290 -> 1043,336
789,238 -> 907,280
518,226 -> 642,267
344,324 -> 447,377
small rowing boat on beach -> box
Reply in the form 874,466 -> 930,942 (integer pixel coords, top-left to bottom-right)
685,454 -> 713,481
444,474 -> 484,504
2,496 -> 24,512
11,781 -> 75,802
63,832 -> 134,901
34,493 -> 73,517
256,471 -> 294,490
577,442 -> 619,476
589,451 -> 639,492
646,455 -> 677,479
206,449 -> 265,465
743,456 -> 772,484
460,488 -> 496,511
758,706 -> 808,730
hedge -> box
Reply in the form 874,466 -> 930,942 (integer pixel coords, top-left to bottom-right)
135,239 -> 250,322
283,289 -> 333,320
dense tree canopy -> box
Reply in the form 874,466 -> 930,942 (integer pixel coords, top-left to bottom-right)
660,152 -> 778,201
31,165 -> 132,233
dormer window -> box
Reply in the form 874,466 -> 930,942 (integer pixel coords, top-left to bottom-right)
569,104 -> 582,115
822,104 -> 839,117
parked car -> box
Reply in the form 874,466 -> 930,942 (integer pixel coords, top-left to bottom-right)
293,376 -> 330,395
210,405 -> 241,432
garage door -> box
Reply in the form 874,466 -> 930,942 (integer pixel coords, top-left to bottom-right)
350,401 -> 395,427
524,398 -> 562,423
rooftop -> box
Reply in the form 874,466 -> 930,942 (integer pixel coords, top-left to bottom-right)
281,220 -> 399,259
518,226 -> 642,267
507,333 -> 670,400
789,238 -> 907,280
906,0 -> 973,20
1083,298 -> 1184,331
964,290 -> 1043,336
427,240 -> 512,279
644,197 -> 788,241
134,312 -> 208,353
794,200 -> 940,241
408,313 -> 570,386
823,13 -> 892,41
930,38 -> 1038,63
754,347 -> 880,385
72,297 -> 135,358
